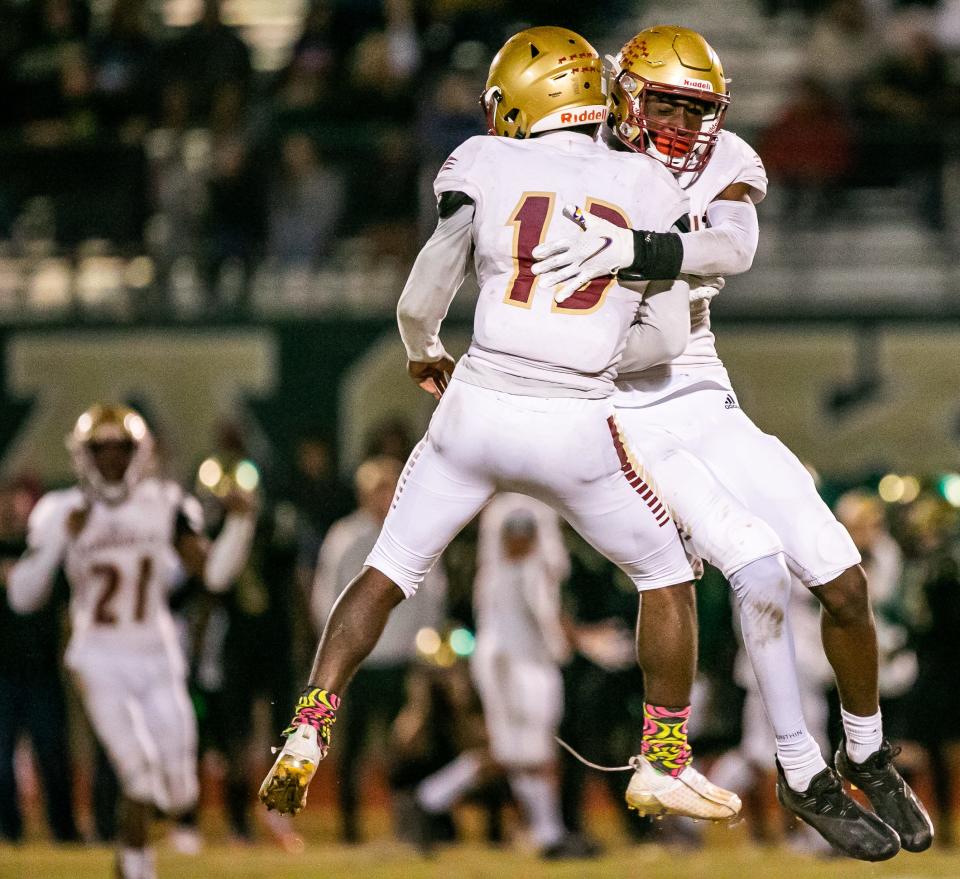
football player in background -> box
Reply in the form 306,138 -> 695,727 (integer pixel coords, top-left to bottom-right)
261,26 -> 741,826
8,404 -> 256,879
412,495 -> 587,858
530,25 -> 932,860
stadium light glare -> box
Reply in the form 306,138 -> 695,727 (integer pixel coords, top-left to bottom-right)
235,460 -> 260,492
940,473 -> 960,508
198,457 -> 223,489
415,627 -> 442,656
899,476 -> 920,504
450,628 -> 476,657
878,473 -> 904,503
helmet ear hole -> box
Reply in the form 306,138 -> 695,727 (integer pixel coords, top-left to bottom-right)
504,107 -> 520,123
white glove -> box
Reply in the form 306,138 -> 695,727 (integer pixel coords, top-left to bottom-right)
686,274 -> 725,303
531,204 -> 634,304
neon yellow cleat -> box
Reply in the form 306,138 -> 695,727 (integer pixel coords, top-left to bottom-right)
258,724 -> 324,816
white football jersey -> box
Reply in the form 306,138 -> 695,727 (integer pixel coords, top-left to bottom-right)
473,494 -> 570,665
435,132 -> 689,398
27,478 -> 203,668
615,129 -> 767,405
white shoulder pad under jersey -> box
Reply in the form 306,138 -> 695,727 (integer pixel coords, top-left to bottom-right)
434,135 -> 488,206
681,129 -> 767,220
434,133 -> 689,396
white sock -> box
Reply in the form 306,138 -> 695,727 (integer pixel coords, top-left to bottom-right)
508,772 -> 565,849
118,847 -> 156,879
778,732 -> 828,792
841,707 -> 883,764
415,752 -> 483,814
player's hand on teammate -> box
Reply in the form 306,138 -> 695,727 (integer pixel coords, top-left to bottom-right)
408,355 -> 455,401
532,204 -> 635,304
66,505 -> 90,538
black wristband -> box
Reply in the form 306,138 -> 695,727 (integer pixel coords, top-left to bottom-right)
620,230 -> 683,281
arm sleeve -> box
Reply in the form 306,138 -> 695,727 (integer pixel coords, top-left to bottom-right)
396,201 -> 474,362
7,495 -> 70,614
204,511 -> 257,594
617,278 -> 692,374
678,198 -> 759,276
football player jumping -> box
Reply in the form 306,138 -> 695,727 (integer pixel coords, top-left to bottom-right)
8,405 -> 256,879
260,26 -> 741,825
530,25 -> 932,861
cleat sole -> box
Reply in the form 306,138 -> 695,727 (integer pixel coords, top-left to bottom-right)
258,754 -> 316,816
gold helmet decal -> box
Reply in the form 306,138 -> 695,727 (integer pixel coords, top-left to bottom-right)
482,27 -> 606,139
67,403 -> 155,503
608,25 -> 729,175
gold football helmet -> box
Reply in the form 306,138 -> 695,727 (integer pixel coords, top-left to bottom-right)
482,26 -> 606,139
608,25 -> 729,175
67,403 -> 154,503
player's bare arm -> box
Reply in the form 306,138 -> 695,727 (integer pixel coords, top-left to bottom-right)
175,489 -> 257,593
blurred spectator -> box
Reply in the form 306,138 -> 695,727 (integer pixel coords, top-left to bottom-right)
759,76 -> 856,226
415,48 -> 486,239
835,491 -> 917,729
266,132 -> 344,267
804,0 -> 881,100
349,126 -> 419,260
310,456 -> 446,842
8,0 -> 91,131
288,0 -> 342,78
937,0 -> 960,50
390,659 -> 505,847
88,0 -> 157,140
284,433 -> 353,586
161,0 -> 252,125
854,11 -> 954,229
558,541 -> 648,844
363,417 -> 414,463
0,479 -> 79,843
203,82 -> 266,306
898,494 -> 960,845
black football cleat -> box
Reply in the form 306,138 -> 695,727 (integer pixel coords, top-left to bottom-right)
776,760 -> 901,862
835,738 -> 934,853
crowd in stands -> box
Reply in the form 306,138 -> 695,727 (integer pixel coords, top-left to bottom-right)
0,0 -> 956,318
759,0 -> 960,231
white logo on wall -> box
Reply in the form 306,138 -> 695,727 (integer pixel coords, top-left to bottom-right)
5,330 -> 278,483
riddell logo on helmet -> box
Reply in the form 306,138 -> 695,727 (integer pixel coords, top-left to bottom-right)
682,77 -> 713,91
560,108 -> 606,124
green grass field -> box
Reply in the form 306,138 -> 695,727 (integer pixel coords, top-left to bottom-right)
2,838 -> 960,879
4,813 -> 960,879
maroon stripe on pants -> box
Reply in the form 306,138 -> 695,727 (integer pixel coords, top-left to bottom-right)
606,416 -> 670,528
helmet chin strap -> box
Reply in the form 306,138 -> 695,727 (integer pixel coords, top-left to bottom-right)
602,54 -> 621,96
481,86 -> 502,135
